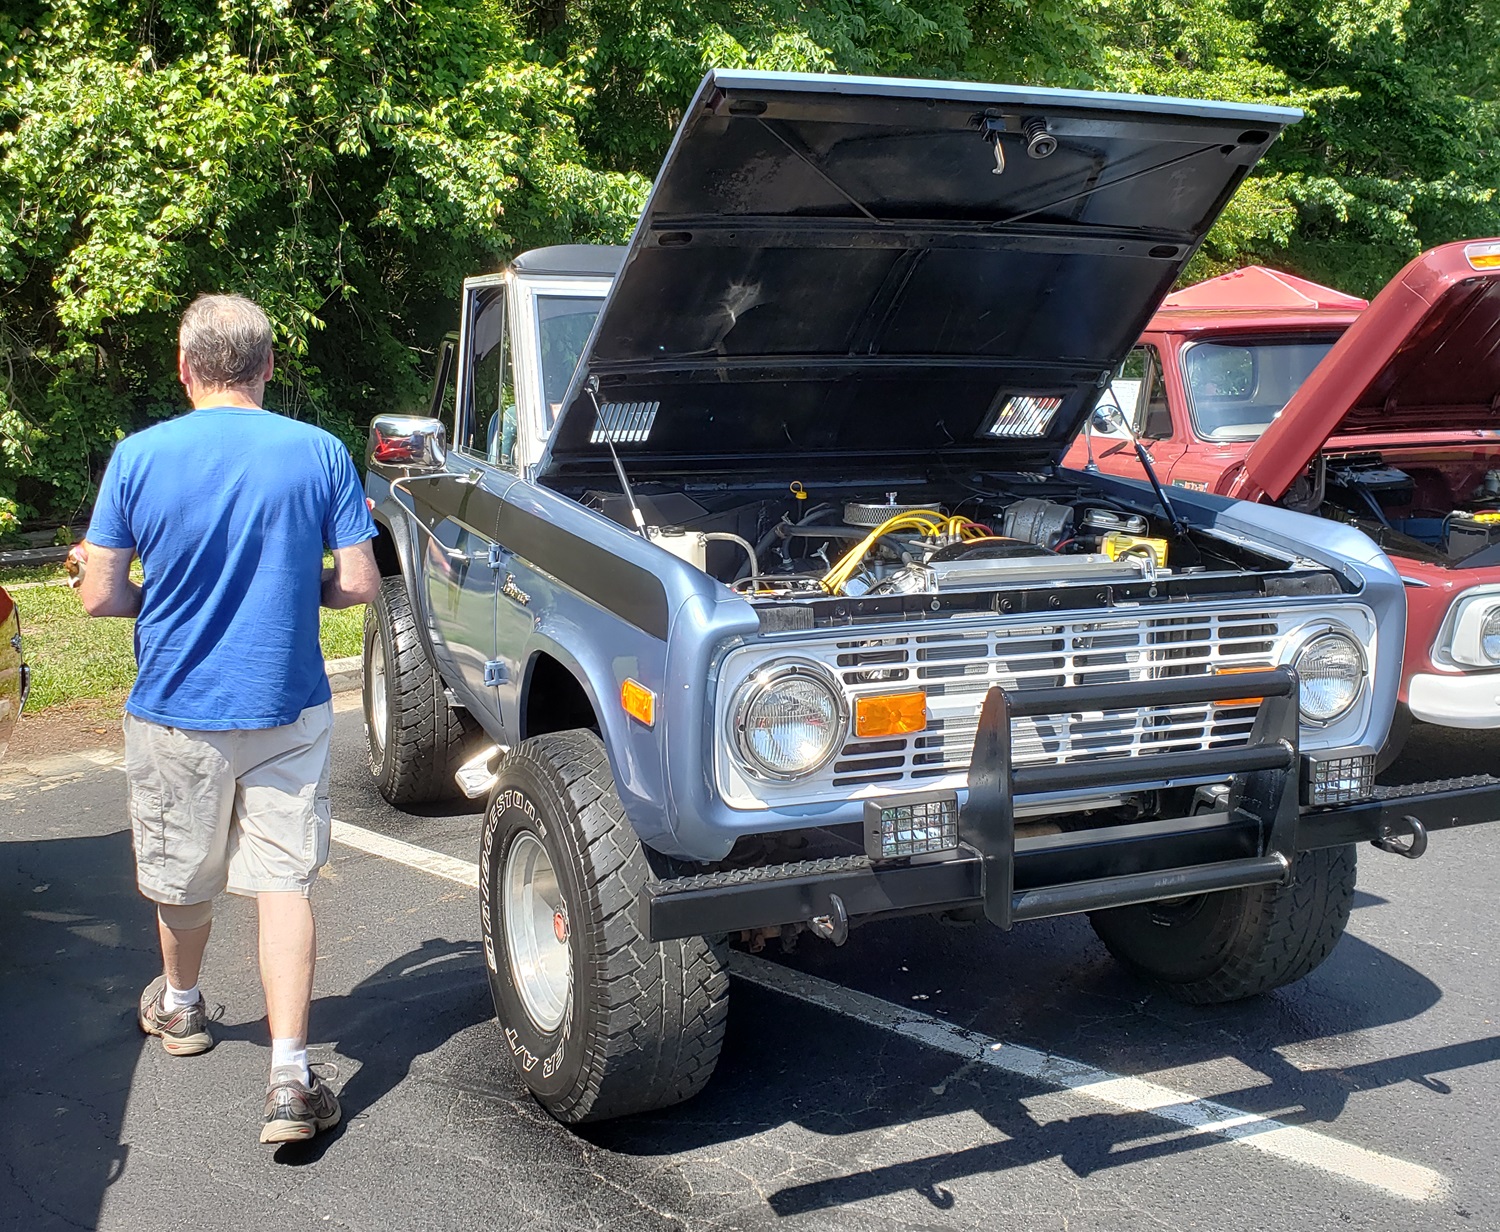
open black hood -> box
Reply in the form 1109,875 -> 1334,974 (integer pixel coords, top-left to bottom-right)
538,70 -> 1298,483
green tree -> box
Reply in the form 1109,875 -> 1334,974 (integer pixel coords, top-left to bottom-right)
0,0 -> 647,532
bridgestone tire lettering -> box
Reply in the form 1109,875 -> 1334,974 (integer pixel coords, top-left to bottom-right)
480,730 -> 729,1123
1088,844 -> 1357,1004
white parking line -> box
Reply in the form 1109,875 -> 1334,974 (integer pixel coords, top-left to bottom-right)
330,820 -> 479,888
330,817 -> 1446,1203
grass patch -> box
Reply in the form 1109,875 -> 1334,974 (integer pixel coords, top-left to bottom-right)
6,562 -> 366,716
0,563 -> 75,586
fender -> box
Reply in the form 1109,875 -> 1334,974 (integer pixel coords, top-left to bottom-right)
516,629 -> 675,851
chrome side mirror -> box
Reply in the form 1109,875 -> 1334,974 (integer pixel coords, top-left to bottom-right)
1089,404 -> 1128,436
368,415 -> 447,475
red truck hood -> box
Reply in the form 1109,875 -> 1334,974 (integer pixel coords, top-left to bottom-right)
1229,240 -> 1500,501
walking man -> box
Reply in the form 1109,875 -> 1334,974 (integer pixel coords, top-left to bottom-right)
79,293 -> 379,1143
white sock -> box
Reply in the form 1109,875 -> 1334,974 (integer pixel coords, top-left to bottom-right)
164,981 -> 199,1011
271,1038 -> 309,1084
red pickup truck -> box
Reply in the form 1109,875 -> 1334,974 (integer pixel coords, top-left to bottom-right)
1063,239 -> 1500,754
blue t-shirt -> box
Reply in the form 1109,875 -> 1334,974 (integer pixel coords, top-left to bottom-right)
87,406 -> 376,730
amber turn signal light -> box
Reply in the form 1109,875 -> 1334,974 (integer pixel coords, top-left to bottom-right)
1213,664 -> 1270,707
621,678 -> 655,727
854,691 -> 928,738
1465,241 -> 1500,270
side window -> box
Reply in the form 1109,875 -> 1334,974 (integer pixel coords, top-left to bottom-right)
457,287 -> 517,470
1095,347 -> 1147,437
428,334 -> 457,423
1138,346 -> 1172,441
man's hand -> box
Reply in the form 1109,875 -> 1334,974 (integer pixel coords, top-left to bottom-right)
65,542 -> 88,589
77,542 -> 142,618
322,541 -> 380,609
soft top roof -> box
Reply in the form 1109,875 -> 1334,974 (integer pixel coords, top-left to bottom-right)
536,68 -> 1299,483
510,245 -> 627,279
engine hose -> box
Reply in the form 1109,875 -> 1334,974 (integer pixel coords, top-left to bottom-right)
704,532 -> 759,580
754,503 -> 835,559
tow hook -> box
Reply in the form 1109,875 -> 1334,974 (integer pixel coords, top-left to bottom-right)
808,893 -> 850,946
1372,814 -> 1428,860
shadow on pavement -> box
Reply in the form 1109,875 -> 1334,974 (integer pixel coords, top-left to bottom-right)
271,937 -> 492,1165
586,909 -> 1484,1221
0,824 -> 492,1220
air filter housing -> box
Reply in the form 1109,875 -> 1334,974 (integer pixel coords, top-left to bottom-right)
844,499 -> 939,527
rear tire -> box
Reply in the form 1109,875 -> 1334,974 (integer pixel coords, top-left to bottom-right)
1088,845 -> 1357,1004
480,730 -> 728,1124
363,576 -> 480,806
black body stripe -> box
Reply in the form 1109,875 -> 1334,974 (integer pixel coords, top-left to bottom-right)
497,503 -> 670,641
403,474 -> 670,640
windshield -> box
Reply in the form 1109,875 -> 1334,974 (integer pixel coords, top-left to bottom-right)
1183,337 -> 1340,441
538,295 -> 605,425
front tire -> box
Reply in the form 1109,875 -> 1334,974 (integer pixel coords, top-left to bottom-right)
363,576 -> 479,806
480,730 -> 729,1124
1088,845 -> 1357,1004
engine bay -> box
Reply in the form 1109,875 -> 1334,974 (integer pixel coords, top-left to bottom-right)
579,473 -> 1301,600
1310,448 -> 1500,568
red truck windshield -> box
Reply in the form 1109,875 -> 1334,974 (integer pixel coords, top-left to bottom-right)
1182,337 -> 1340,441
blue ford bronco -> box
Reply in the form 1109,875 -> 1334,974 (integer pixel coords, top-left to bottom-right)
361,69 -> 1500,1124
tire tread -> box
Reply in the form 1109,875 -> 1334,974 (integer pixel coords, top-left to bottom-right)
508,730 -> 728,1123
366,576 -> 479,805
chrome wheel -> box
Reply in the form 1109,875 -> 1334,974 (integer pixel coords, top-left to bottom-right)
367,630 -> 389,756
503,832 -> 571,1032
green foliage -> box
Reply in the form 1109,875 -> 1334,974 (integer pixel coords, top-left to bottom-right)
3,0 -> 1498,535
0,0 -> 648,533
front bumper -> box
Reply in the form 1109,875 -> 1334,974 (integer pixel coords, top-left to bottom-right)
642,669 -> 1500,942
1407,671 -> 1500,728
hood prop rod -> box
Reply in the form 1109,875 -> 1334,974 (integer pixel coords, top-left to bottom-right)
1085,400 -> 1191,540
589,379 -> 649,538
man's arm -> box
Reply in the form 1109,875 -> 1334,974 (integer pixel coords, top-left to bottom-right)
78,543 -> 142,618
322,541 -> 380,609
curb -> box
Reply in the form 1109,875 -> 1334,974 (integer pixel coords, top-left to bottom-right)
325,655 -> 362,694
0,545 -> 70,567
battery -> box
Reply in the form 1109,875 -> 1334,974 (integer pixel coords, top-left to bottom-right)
1101,531 -> 1170,568
1447,511 -> 1500,559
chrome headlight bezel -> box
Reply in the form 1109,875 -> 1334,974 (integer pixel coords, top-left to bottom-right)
729,658 -> 848,782
1291,628 -> 1367,724
1440,588 -> 1500,669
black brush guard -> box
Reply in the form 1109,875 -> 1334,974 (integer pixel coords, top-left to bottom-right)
642,668 -> 1500,942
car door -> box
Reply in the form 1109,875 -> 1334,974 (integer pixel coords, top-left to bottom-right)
402,277 -> 515,729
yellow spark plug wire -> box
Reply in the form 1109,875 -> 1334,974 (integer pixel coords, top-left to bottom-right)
820,510 -> 946,594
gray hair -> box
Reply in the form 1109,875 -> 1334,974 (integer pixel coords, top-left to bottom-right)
178,293 -> 273,388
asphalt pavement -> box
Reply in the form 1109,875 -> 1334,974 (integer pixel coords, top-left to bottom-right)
2,696 -> 1497,1231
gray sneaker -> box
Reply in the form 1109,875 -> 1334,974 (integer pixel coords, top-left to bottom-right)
260,1065 -> 341,1144
138,976 -> 214,1056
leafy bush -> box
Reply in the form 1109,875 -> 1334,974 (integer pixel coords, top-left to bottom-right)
3,0 -> 1497,536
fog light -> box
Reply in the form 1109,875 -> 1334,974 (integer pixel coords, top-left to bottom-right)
1302,753 -> 1375,806
864,792 -> 959,860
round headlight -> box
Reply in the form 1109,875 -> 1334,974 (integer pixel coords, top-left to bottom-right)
732,661 -> 846,780
1293,631 -> 1365,723
1482,607 -> 1500,663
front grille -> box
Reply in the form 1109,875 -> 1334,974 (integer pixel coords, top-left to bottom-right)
715,601 -> 1377,811
830,611 -> 1276,788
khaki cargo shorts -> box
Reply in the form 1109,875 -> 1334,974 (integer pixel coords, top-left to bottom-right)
123,702 -> 334,904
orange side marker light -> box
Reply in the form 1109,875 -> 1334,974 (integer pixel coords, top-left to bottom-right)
621,678 -> 656,727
